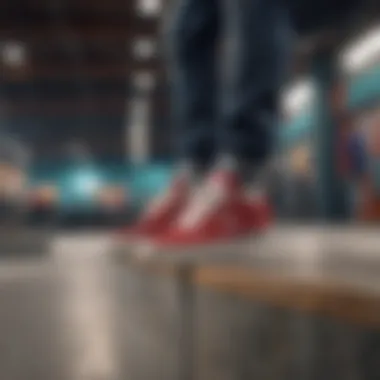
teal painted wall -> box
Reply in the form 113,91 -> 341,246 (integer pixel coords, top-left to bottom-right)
281,65 -> 380,146
29,161 -> 174,211
25,65 -> 380,210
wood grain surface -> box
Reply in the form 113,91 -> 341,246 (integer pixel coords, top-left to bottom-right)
124,226 -> 380,328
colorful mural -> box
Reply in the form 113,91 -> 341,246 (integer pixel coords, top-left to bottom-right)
351,105 -> 380,221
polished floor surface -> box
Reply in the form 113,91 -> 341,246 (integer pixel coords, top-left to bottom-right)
0,228 -> 379,380
0,234 -> 125,380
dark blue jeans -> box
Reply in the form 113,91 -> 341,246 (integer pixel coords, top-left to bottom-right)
167,0 -> 292,165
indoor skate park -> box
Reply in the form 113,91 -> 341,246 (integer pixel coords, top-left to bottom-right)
1,0 -> 380,379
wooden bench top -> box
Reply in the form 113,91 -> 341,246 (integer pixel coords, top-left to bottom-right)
125,226 -> 380,329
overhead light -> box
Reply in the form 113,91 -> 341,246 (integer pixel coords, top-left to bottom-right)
136,0 -> 162,17
341,24 -> 380,73
282,79 -> 314,116
71,170 -> 102,196
1,41 -> 27,67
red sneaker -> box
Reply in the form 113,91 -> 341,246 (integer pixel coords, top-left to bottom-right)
116,176 -> 190,243
138,171 -> 273,256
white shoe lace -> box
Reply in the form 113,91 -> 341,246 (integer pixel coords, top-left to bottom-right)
178,179 -> 227,230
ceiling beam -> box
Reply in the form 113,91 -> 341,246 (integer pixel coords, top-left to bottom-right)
0,31 -> 157,44
0,21 -> 158,39
1,99 -> 126,114
1,62 -> 163,80
1,0 -> 144,11
0,95 -> 168,115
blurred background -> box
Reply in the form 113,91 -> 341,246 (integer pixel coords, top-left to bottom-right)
0,0 -> 380,229
0,2 -> 379,380
0,0 -> 169,229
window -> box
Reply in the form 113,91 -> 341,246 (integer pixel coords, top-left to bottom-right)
136,0 -> 162,17
282,79 -> 314,118
1,41 -> 27,67
341,25 -> 380,73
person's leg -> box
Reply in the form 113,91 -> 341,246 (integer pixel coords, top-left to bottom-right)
138,0 -> 294,251
118,0 -> 221,242
167,0 -> 220,166
131,0 -> 293,252
219,0 -> 292,171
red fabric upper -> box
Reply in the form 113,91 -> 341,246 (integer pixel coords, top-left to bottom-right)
118,177 -> 190,238
152,171 -> 273,247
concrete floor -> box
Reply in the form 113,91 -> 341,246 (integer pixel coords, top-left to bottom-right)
0,234 -> 127,380
0,229 -> 379,380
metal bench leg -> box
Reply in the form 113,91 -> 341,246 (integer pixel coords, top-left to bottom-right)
312,49 -> 350,222
177,264 -> 196,380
